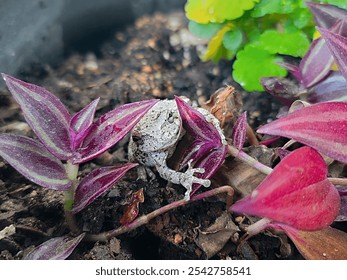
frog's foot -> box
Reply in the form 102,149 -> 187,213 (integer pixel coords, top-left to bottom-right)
180,160 -> 210,200
156,160 -> 210,201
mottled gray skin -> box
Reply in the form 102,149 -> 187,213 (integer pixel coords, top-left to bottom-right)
129,99 -> 225,200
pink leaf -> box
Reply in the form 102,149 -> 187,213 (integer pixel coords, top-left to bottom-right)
0,134 -> 71,190
175,97 -> 227,194
231,112 -> 247,150
24,233 -> 85,260
1,74 -> 72,160
318,27 -> 347,81
257,102 -> 347,163
74,99 -> 158,163
70,98 -> 99,151
231,147 -> 340,231
71,163 -> 138,214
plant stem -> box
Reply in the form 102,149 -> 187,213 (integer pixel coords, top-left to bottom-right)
328,177 -> 347,186
84,185 -> 234,242
246,217 -> 272,237
228,144 -> 347,187
227,144 -> 272,175
63,160 -> 80,234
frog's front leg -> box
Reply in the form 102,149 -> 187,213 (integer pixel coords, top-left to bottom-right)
151,152 -> 210,200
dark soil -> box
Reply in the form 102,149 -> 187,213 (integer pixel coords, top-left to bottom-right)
0,11 -> 323,260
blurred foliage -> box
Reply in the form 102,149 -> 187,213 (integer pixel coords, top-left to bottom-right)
185,0 -> 346,91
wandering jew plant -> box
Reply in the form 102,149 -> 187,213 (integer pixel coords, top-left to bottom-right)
0,74 -> 231,259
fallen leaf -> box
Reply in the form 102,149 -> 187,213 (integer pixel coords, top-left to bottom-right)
204,85 -> 243,133
120,188 -> 145,225
277,225 -> 347,260
195,212 -> 239,258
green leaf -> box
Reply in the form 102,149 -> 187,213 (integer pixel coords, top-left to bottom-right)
233,45 -> 287,91
185,0 -> 260,24
188,21 -> 222,39
251,0 -> 294,17
257,30 -> 310,57
223,29 -> 243,53
292,7 -> 313,29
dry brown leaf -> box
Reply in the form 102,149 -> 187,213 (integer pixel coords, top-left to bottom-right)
119,188 -> 144,225
214,146 -> 275,197
285,226 -> 347,260
195,212 -> 239,258
204,85 -> 243,134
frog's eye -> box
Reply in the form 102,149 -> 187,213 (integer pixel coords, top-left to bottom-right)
132,134 -> 142,144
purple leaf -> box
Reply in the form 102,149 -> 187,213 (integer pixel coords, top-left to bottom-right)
70,98 -> 99,151
261,76 -> 298,106
71,163 -> 138,214
175,97 -> 227,194
277,61 -> 302,81
337,185 -> 347,196
318,27 -> 347,81
0,134 -> 71,190
335,195 -> 347,222
231,112 -> 247,150
306,2 -> 347,29
1,74 -> 73,160
299,36 -> 334,88
277,148 -> 291,159
257,102 -> 347,163
231,147 -> 340,230
24,233 -> 85,260
74,99 -> 159,163
308,72 -> 347,103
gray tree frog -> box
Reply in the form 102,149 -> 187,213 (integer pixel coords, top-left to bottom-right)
128,99 -> 225,200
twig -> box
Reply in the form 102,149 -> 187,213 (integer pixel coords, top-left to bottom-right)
84,185 -> 234,242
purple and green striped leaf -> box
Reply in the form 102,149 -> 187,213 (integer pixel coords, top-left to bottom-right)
71,163 -> 138,214
308,72 -> 347,103
231,147 -> 340,231
70,98 -> 99,151
24,233 -> 85,260
299,36 -> 334,88
306,2 -> 347,29
232,112 -> 247,150
257,102 -> 347,163
175,96 -> 227,194
336,195 -> 347,222
318,27 -> 347,81
1,74 -> 72,160
261,76 -> 298,106
0,134 -> 71,190
74,99 -> 158,163
276,61 -> 302,82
